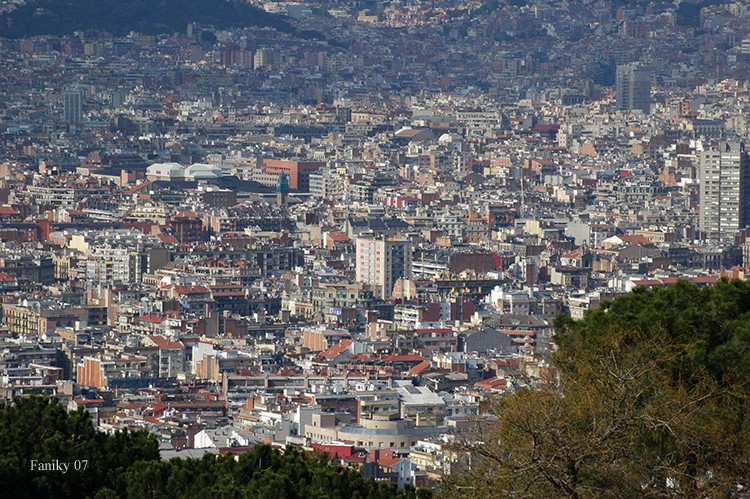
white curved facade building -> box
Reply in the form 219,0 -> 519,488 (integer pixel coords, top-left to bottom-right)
184,163 -> 223,180
146,162 -> 185,181
146,162 -> 224,182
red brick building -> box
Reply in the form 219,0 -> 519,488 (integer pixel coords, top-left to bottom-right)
261,159 -> 324,192
168,212 -> 204,245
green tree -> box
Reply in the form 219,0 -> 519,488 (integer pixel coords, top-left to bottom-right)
0,397 -> 432,498
0,396 -> 158,498
443,279 -> 750,498
123,444 -> 430,499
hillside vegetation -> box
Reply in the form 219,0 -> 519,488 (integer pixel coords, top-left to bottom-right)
0,0 -> 294,38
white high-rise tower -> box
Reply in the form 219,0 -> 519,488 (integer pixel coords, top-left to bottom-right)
699,142 -> 749,244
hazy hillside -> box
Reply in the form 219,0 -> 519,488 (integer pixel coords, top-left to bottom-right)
0,0 -> 295,38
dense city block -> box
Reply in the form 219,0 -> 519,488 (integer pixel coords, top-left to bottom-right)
1,0 -> 750,495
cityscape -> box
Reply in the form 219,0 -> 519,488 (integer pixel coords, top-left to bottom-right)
2,0 -> 750,496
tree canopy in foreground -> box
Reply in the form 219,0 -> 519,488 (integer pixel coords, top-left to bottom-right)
0,396 -> 430,499
443,279 -> 750,498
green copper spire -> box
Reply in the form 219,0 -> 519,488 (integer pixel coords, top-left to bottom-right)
276,171 -> 290,192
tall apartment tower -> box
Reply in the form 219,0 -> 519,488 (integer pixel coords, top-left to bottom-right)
615,63 -> 650,114
356,237 -> 412,299
63,90 -> 82,123
699,142 -> 750,244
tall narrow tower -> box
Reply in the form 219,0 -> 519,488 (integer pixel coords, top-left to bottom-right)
616,63 -> 650,114
276,171 -> 290,207
699,141 -> 749,243
63,89 -> 82,123
355,237 -> 412,299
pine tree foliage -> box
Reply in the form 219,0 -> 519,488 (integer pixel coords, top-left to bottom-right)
0,397 -> 431,499
443,279 -> 750,498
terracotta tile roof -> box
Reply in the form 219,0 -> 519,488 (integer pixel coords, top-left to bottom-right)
318,340 -> 353,361
158,234 -> 179,244
125,181 -> 152,195
619,235 -> 653,245
395,129 -> 423,138
381,354 -> 426,363
0,272 -> 17,282
0,206 -> 21,216
174,285 -> 211,295
326,231 -> 349,241
407,360 -> 431,375
347,354 -> 372,361
474,377 -> 508,391
378,456 -> 403,468
174,211 -> 200,219
138,313 -> 166,323
148,335 -> 185,350
74,399 -> 105,405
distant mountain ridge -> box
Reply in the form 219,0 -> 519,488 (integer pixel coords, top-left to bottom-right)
0,0 -> 296,38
